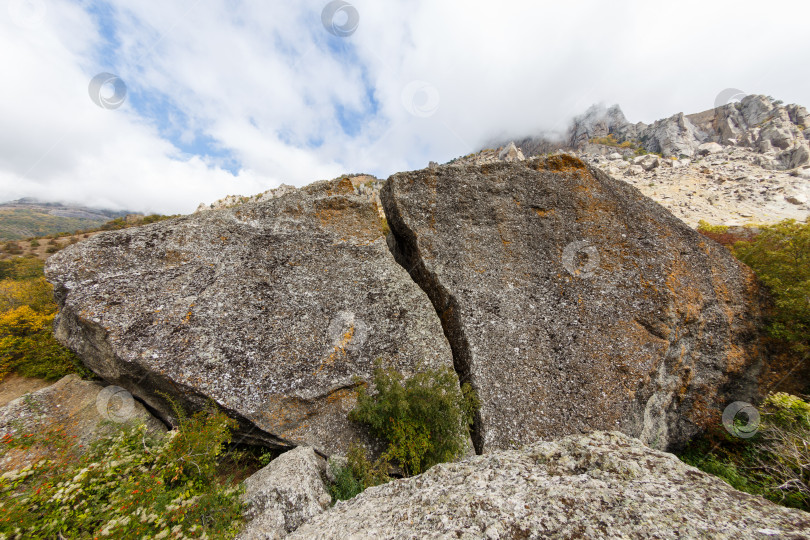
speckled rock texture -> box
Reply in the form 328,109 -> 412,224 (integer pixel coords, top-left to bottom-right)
44,178 -> 454,455
381,156 -> 763,453
237,446 -> 331,540
289,431 -> 810,539
0,374 -> 166,471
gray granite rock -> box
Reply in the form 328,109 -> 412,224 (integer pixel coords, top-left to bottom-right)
289,431 -> 810,539
382,156 -> 763,453
237,446 -> 331,540
0,374 -> 166,471
45,178 -> 454,455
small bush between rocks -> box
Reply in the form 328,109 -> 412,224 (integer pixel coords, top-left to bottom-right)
0,406 -> 246,539
733,219 -> 810,365
349,363 -> 478,477
679,392 -> 810,511
327,443 -> 389,503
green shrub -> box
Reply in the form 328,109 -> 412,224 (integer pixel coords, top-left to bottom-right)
733,219 -> 810,361
327,443 -> 389,503
0,406 -> 245,538
349,363 -> 478,476
678,392 -> 810,510
697,220 -> 729,235
28,240 -> 39,248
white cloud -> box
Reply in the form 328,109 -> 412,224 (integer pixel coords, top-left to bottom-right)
1,0 -> 809,213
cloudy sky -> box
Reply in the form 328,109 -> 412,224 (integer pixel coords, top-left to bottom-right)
2,0 -> 809,214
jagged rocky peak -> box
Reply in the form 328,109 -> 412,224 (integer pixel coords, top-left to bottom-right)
568,103 -> 633,146
476,94 -> 809,166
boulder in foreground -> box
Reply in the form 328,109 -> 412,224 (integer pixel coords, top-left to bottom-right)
237,446 -> 331,540
290,431 -> 810,539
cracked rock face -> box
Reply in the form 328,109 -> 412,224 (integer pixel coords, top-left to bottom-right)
289,431 -> 810,539
44,178 -> 453,455
382,156 -> 763,453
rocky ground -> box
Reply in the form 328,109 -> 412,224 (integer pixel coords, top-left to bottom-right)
247,432 -> 810,539
580,145 -> 810,227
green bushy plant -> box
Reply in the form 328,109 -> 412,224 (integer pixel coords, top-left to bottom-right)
0,406 -> 245,538
349,362 -> 478,476
327,443 -> 390,503
733,219 -> 810,362
0,258 -> 88,382
679,392 -> 810,510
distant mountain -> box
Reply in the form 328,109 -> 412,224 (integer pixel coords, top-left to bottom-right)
0,199 -> 134,240
483,94 -> 810,166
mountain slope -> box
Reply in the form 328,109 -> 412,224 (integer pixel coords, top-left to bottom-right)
0,199 -> 131,240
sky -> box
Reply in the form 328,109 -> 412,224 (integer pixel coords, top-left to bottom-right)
2,0 -> 809,214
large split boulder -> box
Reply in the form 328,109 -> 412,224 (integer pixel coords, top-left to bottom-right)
289,431 -> 810,539
381,155 -> 763,453
45,178 -> 454,455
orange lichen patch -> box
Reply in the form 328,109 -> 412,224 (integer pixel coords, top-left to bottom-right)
540,154 -> 587,172
328,177 -> 355,195
664,258 -> 703,324
316,325 -> 355,374
685,390 -> 719,433
256,395 -> 316,432
313,198 -> 383,243
724,343 -> 749,374
532,208 -> 555,217
163,250 -> 190,266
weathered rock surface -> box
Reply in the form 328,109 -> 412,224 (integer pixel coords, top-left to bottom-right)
382,156 -> 762,453
45,178 -> 454,455
0,374 -> 165,471
237,446 -> 331,540
289,431 -> 810,539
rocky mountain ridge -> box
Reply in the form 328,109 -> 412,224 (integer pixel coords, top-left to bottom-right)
463,94 -> 810,227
